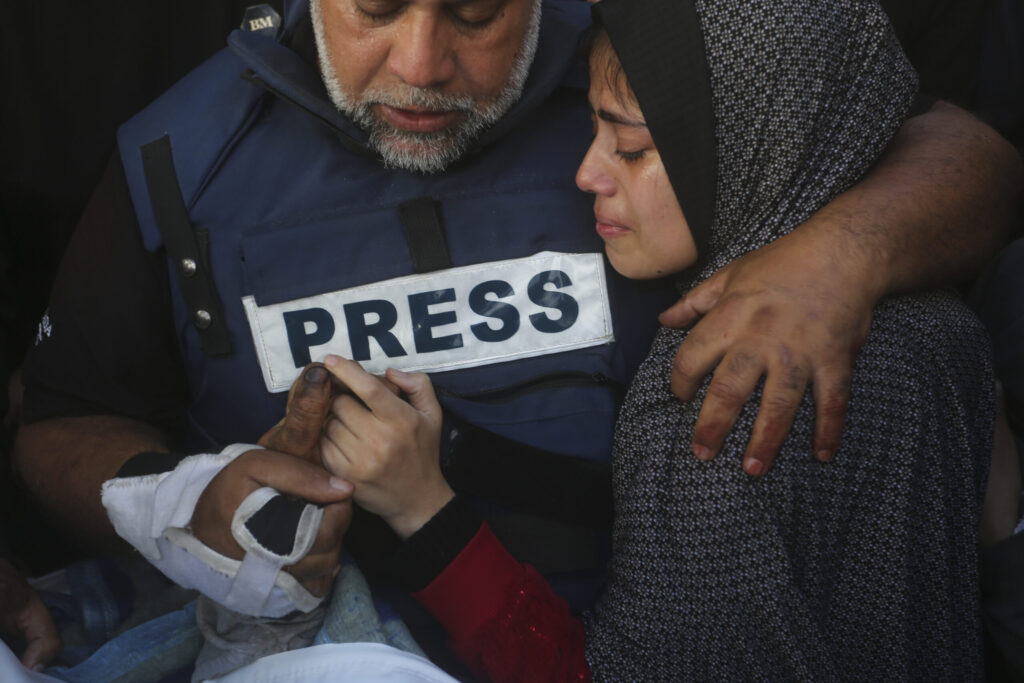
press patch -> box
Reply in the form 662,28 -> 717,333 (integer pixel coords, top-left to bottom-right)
244,251 -> 614,392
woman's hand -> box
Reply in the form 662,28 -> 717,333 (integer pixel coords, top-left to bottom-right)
319,355 -> 454,539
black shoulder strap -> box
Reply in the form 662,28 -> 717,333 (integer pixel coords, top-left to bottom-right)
141,135 -> 234,357
397,197 -> 452,274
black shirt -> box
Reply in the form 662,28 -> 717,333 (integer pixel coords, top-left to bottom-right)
21,154 -> 187,441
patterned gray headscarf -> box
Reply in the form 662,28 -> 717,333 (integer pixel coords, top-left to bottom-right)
596,0 -> 916,288
583,0 -> 994,679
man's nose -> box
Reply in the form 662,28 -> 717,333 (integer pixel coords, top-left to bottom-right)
387,9 -> 456,89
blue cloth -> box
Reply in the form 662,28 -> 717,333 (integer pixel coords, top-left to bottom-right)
38,553 -> 421,682
46,603 -> 200,683
34,557 -> 199,682
313,553 -> 421,656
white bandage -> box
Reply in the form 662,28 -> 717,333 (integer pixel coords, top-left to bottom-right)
101,444 -> 325,617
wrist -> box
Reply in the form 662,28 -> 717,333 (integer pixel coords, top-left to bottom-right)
792,201 -> 890,305
386,483 -> 456,540
392,494 -> 484,592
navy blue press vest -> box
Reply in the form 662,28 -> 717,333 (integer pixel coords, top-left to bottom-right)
116,0 -> 673,604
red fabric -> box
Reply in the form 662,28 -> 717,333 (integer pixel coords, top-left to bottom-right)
414,523 -> 591,683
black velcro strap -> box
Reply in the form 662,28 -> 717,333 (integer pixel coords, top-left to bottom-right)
141,136 -> 233,357
115,451 -> 187,478
397,197 -> 452,274
245,494 -> 308,556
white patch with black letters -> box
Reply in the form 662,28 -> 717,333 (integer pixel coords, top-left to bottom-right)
243,251 -> 614,392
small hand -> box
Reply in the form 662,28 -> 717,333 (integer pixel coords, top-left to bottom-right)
661,228 -> 876,475
319,355 -> 453,539
0,559 -> 61,671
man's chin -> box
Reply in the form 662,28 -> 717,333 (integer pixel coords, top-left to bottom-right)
371,128 -> 473,174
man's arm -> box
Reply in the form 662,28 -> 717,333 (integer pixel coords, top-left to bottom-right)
13,415 -> 170,552
834,101 -> 1020,290
13,155 -> 352,600
663,101 -> 1023,475
13,372 -> 352,597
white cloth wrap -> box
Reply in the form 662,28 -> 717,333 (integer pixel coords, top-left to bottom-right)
101,443 -> 325,617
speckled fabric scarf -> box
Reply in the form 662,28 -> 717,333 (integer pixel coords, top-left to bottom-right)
583,0 -> 994,679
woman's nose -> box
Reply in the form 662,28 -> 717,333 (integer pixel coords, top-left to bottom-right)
575,143 -> 616,196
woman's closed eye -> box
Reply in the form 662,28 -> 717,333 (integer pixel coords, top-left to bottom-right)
616,149 -> 647,163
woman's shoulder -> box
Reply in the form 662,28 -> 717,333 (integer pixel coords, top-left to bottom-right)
870,289 -> 990,354
860,289 -> 993,397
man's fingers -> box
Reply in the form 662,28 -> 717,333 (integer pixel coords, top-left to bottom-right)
284,500 -> 351,596
811,366 -> 851,462
285,548 -> 341,596
260,363 -> 332,460
741,354 -> 810,476
691,349 -> 765,461
257,363 -> 332,461
247,449 -> 353,503
669,323 -> 727,401
17,595 -> 61,671
313,500 -> 353,551
658,269 -> 727,328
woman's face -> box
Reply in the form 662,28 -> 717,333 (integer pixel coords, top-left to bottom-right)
575,45 -> 697,280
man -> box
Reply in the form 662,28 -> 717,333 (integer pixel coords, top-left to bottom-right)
13,0 -> 1020,671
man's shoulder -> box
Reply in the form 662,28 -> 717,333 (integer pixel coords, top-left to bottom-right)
122,45 -> 258,133
114,43 -> 277,250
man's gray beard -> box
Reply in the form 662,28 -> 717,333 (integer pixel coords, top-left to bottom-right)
311,0 -> 541,174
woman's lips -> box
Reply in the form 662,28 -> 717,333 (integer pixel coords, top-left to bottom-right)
595,214 -> 631,239
379,105 -> 461,133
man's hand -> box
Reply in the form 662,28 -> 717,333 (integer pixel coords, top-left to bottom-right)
319,355 -> 453,540
663,102 -> 1022,476
662,222 -> 876,476
258,363 -> 334,463
0,559 -> 61,671
193,363 -> 352,597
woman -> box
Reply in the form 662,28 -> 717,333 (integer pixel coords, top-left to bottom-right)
318,0 -> 994,679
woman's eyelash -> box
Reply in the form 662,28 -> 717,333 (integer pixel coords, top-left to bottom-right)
616,149 -> 646,163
